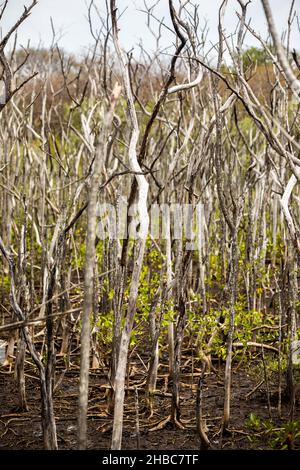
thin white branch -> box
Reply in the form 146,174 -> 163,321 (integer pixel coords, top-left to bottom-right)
112,20 -> 149,239
280,174 -> 297,235
167,68 -> 203,95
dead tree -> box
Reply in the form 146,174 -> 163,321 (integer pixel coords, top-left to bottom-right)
78,82 -> 121,448
110,0 -> 149,450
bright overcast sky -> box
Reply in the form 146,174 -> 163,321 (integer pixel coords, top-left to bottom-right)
1,0 -> 300,59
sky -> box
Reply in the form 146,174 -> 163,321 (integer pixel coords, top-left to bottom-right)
1,0 -> 300,60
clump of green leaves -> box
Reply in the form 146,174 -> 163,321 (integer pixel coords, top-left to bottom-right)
245,413 -> 300,449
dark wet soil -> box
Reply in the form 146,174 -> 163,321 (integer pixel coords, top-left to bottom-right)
1,352 -> 299,450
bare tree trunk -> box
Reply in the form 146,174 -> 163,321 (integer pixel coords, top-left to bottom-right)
108,264 -> 124,413
196,371 -> 210,450
222,233 -> 238,432
110,1 -> 149,449
145,285 -> 163,414
171,293 -> 186,428
111,239 -> 148,449
40,369 -> 57,450
78,87 -> 120,448
286,246 -> 297,402
166,209 -> 175,382
15,337 -> 28,411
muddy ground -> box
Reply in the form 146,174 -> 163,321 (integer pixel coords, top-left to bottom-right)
0,351 -> 299,450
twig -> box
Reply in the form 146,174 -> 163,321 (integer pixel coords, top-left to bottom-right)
245,379 -> 265,400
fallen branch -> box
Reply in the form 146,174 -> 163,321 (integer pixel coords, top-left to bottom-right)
233,341 -> 279,353
0,308 -> 81,334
